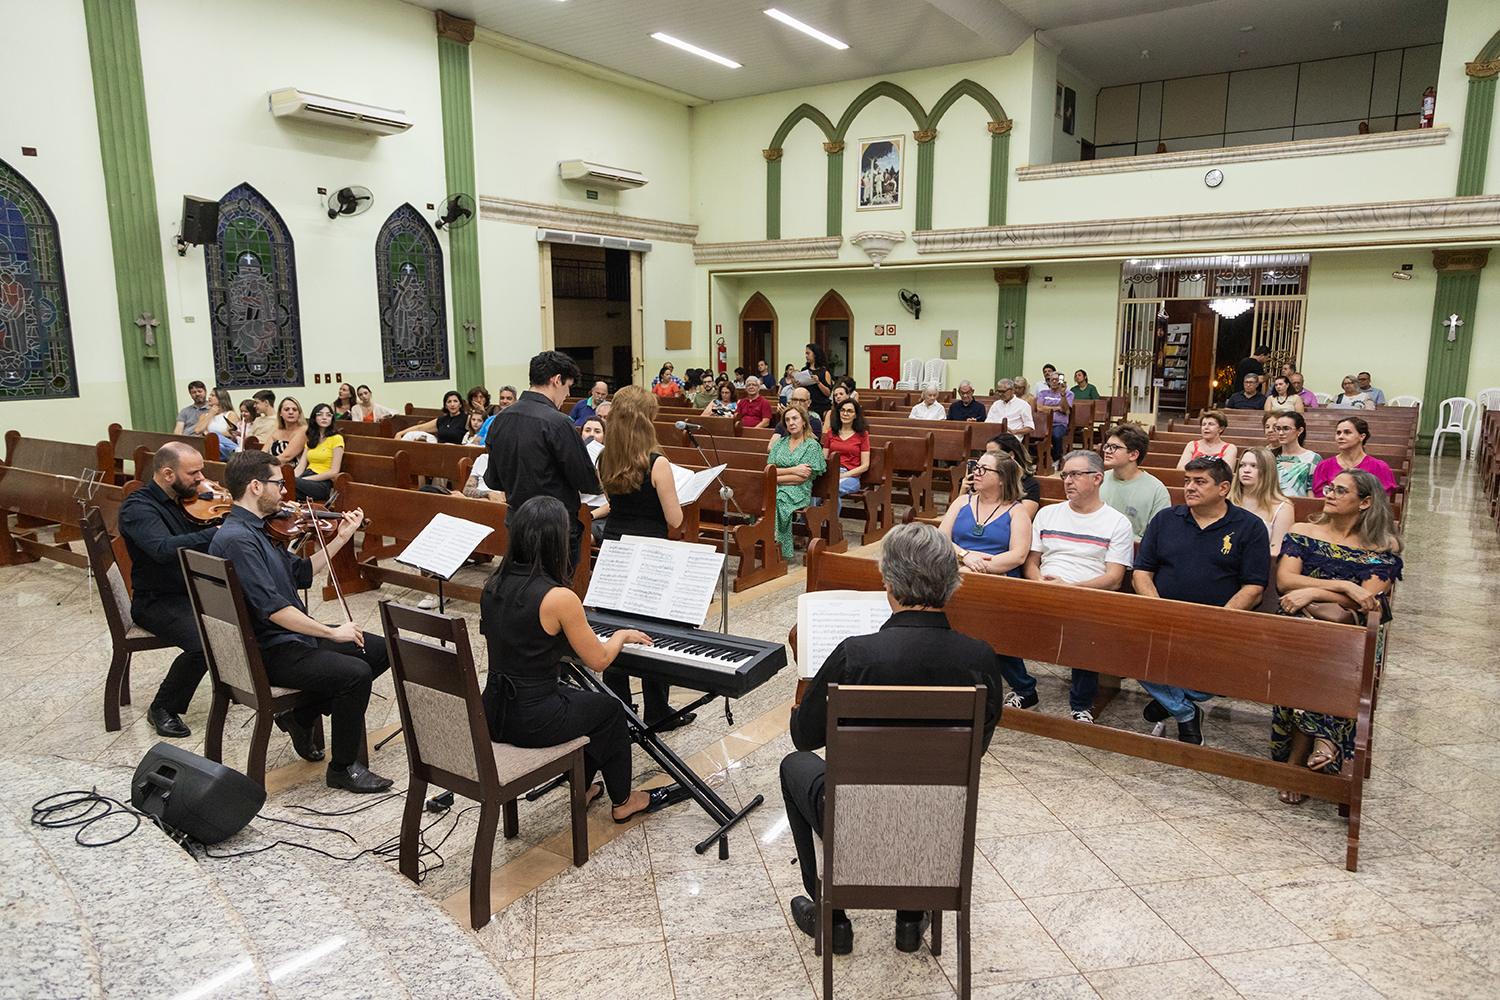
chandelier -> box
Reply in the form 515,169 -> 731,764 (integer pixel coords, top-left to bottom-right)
1209,297 -> 1254,319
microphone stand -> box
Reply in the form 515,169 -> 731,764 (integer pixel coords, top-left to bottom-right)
682,425 -> 743,637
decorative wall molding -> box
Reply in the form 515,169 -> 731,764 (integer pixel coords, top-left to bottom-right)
763,148 -> 784,161
1433,248 -> 1491,272
913,128 -> 938,143
435,10 -> 475,44
1467,60 -> 1500,79
693,236 -> 842,265
479,196 -> 699,244
851,230 -> 906,267
988,120 -> 1013,135
912,194 -> 1500,255
993,266 -> 1029,286
823,141 -> 845,155
1017,128 -> 1450,182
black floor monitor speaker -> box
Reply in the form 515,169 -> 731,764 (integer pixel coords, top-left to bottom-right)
180,195 -> 220,246
132,743 -> 265,844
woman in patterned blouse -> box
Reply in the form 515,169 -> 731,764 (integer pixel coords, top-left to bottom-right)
1272,468 -> 1402,803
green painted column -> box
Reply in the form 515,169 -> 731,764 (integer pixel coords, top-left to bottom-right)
1419,251 -> 1487,446
82,0 -> 176,431
436,14 -> 485,390
988,121 -> 1013,227
994,268 -> 1029,384
824,142 -> 843,237
914,130 -> 936,231
1457,62 -> 1498,196
764,149 -> 782,240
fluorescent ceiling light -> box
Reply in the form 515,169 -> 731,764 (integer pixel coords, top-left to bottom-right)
650,32 -> 741,68
764,8 -> 848,49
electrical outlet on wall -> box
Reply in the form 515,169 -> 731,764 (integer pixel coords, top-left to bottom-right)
324,373 -> 332,384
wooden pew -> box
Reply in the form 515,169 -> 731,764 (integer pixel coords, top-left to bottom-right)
0,464 -> 126,568
342,435 -> 482,488
5,431 -> 114,480
658,445 -> 845,554
326,475 -> 592,603
803,541 -> 1380,871
872,430 -> 937,519
660,463 -> 787,591
338,418 -> 395,438
108,424 -> 217,482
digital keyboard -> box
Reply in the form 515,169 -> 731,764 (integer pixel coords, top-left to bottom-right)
583,610 -> 787,699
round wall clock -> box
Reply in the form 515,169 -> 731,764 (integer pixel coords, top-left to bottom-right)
1205,169 -> 1224,188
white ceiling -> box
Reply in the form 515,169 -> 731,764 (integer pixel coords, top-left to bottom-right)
402,0 -> 1447,101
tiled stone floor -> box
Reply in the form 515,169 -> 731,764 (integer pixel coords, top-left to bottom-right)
1,456 -> 1497,999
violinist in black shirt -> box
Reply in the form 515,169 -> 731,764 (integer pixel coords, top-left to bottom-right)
117,443 -> 218,738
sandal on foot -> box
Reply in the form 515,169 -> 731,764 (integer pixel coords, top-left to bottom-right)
1306,737 -> 1341,773
586,781 -> 605,806
1277,789 -> 1307,805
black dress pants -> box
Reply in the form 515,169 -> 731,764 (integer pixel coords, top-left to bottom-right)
487,683 -> 634,805
260,632 -> 389,768
602,668 -> 673,724
294,477 -> 333,502
132,593 -> 206,716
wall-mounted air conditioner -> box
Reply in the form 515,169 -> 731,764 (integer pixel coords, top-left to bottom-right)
558,160 -> 649,190
268,88 -> 414,136
536,229 -> 653,253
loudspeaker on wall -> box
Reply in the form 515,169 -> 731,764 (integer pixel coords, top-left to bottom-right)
180,196 -> 220,246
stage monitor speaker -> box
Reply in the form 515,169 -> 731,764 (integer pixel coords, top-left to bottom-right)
132,742 -> 265,844
180,195 -> 219,246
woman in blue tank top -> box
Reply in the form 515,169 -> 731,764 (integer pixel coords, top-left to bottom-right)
937,453 -> 1033,577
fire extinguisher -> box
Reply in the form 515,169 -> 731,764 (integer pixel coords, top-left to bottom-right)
716,337 -> 727,373
1419,86 -> 1436,129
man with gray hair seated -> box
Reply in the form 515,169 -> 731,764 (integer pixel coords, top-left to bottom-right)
947,380 -> 986,421
781,522 -> 1004,956
984,378 -> 1034,436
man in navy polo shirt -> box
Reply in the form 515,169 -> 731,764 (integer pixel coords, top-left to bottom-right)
1133,456 -> 1270,744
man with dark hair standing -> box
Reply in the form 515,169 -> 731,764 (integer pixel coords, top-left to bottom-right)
1134,456 -> 1269,744
1234,345 -> 1271,395
118,442 -> 219,737
209,450 -> 393,792
173,380 -> 210,435
485,350 -> 601,571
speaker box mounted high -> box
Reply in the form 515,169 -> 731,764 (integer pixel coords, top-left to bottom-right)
180,196 -> 220,246
132,743 -> 265,844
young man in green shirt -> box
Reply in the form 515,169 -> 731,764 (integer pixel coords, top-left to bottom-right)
1098,422 -> 1170,540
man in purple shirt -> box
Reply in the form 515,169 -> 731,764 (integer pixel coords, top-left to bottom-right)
1290,372 -> 1318,408
1036,371 -> 1075,464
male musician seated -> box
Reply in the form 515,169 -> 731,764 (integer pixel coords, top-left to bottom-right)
118,442 -> 219,737
781,523 -> 1003,955
208,450 -> 393,792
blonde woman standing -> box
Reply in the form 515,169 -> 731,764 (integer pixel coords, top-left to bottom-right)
1231,446 -> 1294,555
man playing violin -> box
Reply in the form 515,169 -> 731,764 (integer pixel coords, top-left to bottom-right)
118,442 -> 220,738
209,450 -> 394,793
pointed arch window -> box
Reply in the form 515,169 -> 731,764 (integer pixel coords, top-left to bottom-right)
204,183 -> 303,387
375,204 -> 447,382
0,159 -> 78,400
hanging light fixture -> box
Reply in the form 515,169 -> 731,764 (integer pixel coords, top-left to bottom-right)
1209,297 -> 1254,319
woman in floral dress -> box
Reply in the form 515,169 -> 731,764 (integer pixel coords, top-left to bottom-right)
768,403 -> 825,559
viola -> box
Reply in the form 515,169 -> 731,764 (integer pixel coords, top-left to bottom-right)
181,480 -> 234,525
262,500 -> 345,544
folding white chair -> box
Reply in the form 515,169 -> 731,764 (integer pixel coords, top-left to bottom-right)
1387,395 -> 1421,409
922,359 -> 947,389
899,358 -> 924,388
871,376 -> 894,389
1430,397 -> 1476,459
1314,393 -> 1333,406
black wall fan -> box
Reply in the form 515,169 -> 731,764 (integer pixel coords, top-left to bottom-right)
435,193 -> 476,231
326,185 -> 373,220
899,288 -> 922,320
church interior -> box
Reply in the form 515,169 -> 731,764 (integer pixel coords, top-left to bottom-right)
2,1 -> 1499,997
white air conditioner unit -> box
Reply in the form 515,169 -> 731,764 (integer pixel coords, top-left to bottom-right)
536,229 -> 653,253
557,159 -> 649,190
268,88 -> 413,136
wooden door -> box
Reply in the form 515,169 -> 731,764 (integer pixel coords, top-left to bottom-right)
811,290 -> 852,376
1188,307 -> 1217,413
739,293 -> 777,372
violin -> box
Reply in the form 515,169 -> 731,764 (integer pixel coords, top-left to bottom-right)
262,501 -> 345,543
181,480 -> 234,525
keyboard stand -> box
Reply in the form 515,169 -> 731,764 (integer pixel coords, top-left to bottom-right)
564,662 -> 764,859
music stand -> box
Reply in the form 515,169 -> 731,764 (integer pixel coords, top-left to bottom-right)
74,469 -> 105,614
680,428 -> 742,636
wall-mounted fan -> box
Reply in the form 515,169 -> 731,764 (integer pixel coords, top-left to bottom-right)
899,288 -> 922,320
326,185 -> 373,220
435,193 -> 476,231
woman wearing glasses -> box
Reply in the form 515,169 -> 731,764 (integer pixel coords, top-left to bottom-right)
1272,469 -> 1402,803
938,452 -> 1031,577
1269,411 -> 1320,497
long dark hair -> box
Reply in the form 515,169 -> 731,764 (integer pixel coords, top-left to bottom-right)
804,343 -> 828,370
484,496 -> 571,602
830,398 -> 868,434
991,432 -> 1033,476
441,390 -> 463,415
1273,410 -> 1307,447
305,403 -> 336,449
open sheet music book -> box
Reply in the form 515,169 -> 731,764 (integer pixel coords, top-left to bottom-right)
795,590 -> 892,679
395,513 -> 494,581
670,463 -> 728,506
584,536 -> 725,626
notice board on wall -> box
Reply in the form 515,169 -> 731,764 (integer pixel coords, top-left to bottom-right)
665,320 -> 692,351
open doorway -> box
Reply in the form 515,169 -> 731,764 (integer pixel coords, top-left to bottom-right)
740,292 -> 776,377
811,290 -> 852,377
550,244 -> 633,390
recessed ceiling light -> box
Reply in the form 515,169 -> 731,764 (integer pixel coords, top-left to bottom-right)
764,8 -> 848,50
1240,25 -> 1255,32
651,32 -> 741,68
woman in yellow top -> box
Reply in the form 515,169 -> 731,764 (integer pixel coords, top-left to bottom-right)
293,403 -> 344,501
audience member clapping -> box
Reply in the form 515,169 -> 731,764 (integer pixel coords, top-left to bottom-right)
1232,446 -> 1294,555
1176,410 -> 1238,470
938,452 -> 1031,577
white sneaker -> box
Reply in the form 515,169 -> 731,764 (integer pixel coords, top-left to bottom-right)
417,595 -> 439,610
1070,709 -> 1094,724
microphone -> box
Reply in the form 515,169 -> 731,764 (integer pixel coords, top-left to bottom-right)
675,420 -> 702,431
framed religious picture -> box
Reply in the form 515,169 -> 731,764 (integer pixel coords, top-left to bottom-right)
1062,87 -> 1077,136
857,136 -> 903,211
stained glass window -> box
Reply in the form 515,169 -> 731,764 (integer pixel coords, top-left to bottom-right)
204,183 -> 302,388
0,159 -> 78,400
375,204 -> 448,382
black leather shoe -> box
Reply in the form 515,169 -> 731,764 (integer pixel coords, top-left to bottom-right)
146,705 -> 190,738
895,912 -> 931,953
1143,699 -> 1171,724
275,712 -> 324,761
326,762 -> 394,793
1177,704 -> 1204,745
650,712 -> 698,732
791,895 -> 852,954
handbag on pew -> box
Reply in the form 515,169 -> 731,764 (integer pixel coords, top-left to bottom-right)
1299,592 -> 1391,626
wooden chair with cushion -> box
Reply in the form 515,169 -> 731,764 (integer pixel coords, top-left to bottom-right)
81,507 -> 175,731
814,683 -> 986,999
379,599 -> 590,930
180,549 -> 335,787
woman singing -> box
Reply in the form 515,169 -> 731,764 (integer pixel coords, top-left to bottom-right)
481,497 -> 667,823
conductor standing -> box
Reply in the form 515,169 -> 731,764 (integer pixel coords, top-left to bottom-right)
485,351 -> 601,572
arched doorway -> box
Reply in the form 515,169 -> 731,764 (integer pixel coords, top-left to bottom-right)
740,292 -> 777,378
811,290 -> 852,376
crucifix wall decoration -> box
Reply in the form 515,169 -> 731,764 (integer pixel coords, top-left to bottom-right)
135,311 -> 160,356
1443,312 -> 1464,344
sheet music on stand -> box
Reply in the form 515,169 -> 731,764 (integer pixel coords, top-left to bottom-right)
795,590 -> 891,679
584,536 -> 725,626
670,463 -> 728,506
395,513 -> 494,581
